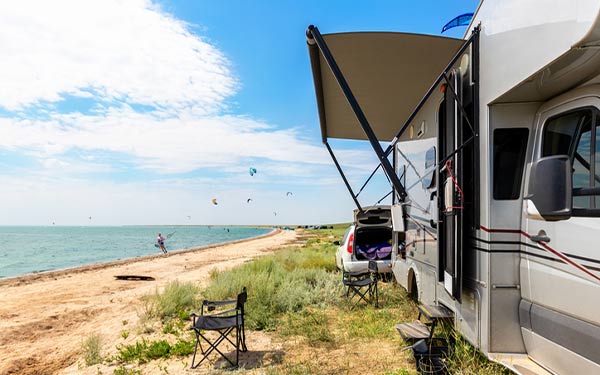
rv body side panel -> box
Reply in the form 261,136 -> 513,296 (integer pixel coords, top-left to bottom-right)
486,102 -> 541,354
471,0 -> 600,106
393,90 -> 443,305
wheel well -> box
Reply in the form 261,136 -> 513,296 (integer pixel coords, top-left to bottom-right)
408,269 -> 418,301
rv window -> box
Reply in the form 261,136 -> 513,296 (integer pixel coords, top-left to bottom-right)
542,111 -> 587,157
596,120 -> 600,208
493,128 -> 529,200
542,108 -> 600,213
573,121 -> 592,208
422,147 -> 436,189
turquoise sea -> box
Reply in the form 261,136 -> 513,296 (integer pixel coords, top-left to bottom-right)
0,226 -> 271,279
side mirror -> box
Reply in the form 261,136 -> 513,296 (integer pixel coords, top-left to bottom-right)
525,155 -> 572,221
333,240 -> 340,246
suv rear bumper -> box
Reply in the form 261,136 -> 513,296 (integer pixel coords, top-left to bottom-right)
344,260 -> 392,274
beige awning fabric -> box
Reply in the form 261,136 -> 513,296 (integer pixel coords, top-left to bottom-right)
308,32 -> 464,142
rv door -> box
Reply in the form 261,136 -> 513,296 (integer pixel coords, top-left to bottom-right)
438,70 -> 463,301
522,97 -> 600,374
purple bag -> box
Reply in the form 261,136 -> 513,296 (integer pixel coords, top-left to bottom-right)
357,245 -> 378,260
376,244 -> 392,259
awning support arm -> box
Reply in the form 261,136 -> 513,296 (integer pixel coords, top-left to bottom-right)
325,141 -> 363,212
376,190 -> 393,205
307,25 -> 408,201
355,163 -> 381,198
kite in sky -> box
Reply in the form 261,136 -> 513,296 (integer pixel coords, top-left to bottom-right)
211,198 -> 218,205
441,13 -> 474,33
286,191 -> 293,197
247,198 -> 252,203
249,167 -> 257,176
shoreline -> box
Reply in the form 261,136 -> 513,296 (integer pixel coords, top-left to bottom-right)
0,228 -> 279,287
0,228 -> 297,375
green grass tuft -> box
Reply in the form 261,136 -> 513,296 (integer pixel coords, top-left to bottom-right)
445,331 -> 512,375
113,366 -> 141,375
280,309 -> 335,346
114,336 -> 195,365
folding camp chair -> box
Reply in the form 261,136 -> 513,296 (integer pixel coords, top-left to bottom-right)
190,287 -> 248,368
342,260 -> 378,308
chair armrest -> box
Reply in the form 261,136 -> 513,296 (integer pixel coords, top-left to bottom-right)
209,308 -> 240,317
202,298 -> 237,312
190,312 -> 199,327
203,299 -> 236,307
343,270 -> 369,280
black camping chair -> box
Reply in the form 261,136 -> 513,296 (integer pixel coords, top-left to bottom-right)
190,287 -> 248,368
342,260 -> 379,308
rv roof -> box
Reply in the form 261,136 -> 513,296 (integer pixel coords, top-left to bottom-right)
308,32 -> 464,142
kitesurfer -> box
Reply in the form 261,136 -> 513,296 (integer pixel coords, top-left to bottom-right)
157,233 -> 168,254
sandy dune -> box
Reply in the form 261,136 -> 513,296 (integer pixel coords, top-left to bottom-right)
0,229 -> 297,375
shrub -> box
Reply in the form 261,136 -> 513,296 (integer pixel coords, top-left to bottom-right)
170,338 -> 195,356
114,337 -> 195,364
145,340 -> 170,360
202,244 -> 343,331
140,280 -> 199,322
82,333 -> 103,366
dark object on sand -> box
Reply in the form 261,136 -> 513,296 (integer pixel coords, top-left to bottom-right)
114,275 -> 155,281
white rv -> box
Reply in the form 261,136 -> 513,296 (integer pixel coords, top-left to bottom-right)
307,1 -> 600,374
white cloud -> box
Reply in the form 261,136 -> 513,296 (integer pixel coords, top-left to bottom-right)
0,0 -> 235,112
0,107 -> 379,174
0,0 -> 380,176
0,0 -> 385,224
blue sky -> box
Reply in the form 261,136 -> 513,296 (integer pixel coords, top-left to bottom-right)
0,0 -> 478,225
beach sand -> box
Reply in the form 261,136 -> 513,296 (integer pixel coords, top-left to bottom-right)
0,229 -> 297,375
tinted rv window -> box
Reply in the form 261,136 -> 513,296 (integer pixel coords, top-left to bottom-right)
493,128 -> 529,200
597,120 -> 600,208
542,112 -> 585,156
542,109 -> 599,212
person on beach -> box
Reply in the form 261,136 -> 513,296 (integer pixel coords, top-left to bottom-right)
157,233 -> 168,254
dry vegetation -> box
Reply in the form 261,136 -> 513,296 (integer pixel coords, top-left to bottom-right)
72,226 -> 509,375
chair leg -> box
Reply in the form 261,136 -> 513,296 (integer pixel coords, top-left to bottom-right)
191,327 -> 237,368
240,322 -> 248,352
370,281 -> 378,308
348,285 -> 371,308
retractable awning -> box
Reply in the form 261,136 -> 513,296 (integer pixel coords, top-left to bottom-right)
308,31 -> 464,143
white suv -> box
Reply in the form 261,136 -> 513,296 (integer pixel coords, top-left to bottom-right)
335,206 -> 393,275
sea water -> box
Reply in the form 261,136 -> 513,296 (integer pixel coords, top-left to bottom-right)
0,226 -> 271,279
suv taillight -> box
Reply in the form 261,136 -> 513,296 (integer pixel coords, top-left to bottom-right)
347,232 -> 354,254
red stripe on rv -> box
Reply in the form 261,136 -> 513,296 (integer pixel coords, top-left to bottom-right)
479,225 -> 600,283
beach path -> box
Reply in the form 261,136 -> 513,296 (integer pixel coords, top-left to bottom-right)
0,229 -> 296,375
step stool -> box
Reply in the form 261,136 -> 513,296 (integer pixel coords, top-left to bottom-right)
395,304 -> 453,342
